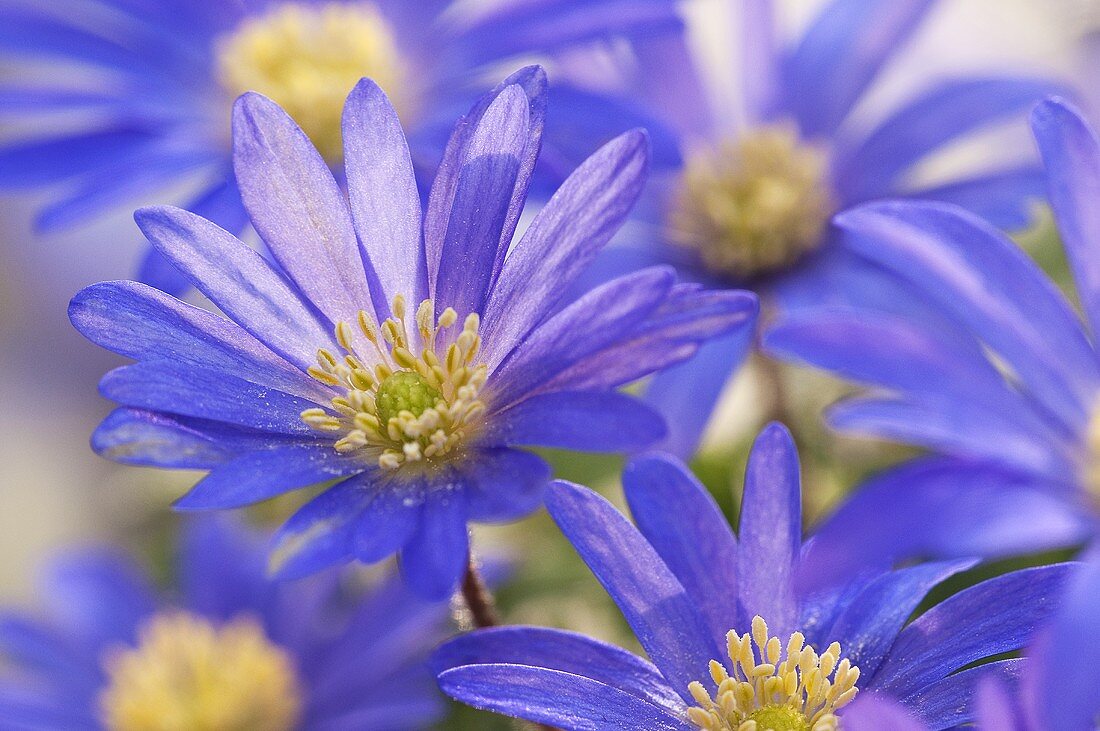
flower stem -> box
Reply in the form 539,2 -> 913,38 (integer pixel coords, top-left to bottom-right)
460,556 -> 500,628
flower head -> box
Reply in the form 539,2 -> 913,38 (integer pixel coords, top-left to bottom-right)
571,1 -> 1057,458
70,73 -> 758,598
433,424 -> 1074,729
0,517 -> 450,729
0,0 -> 681,293
765,97 -> 1100,587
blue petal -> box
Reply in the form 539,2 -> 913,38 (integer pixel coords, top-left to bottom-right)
827,560 -> 976,682
481,128 -> 649,367
352,477 -> 423,564
0,128 -> 155,188
782,0 -> 934,136
623,453 -> 739,646
343,79 -> 426,310
174,444 -> 364,510
489,391 -> 665,453
399,488 -> 469,600
975,677 -> 1023,731
741,0 -> 780,122
431,627 -> 682,711
1032,97 -> 1100,339
874,564 -> 1074,699
901,659 -> 1023,730
841,694 -> 927,731
834,78 -> 1054,201
178,516 -> 269,621
737,423 -> 801,637
909,165 -> 1046,231
545,481 -> 719,703
835,200 -> 1099,431
232,92 -> 374,326
800,457 -> 1089,594
1041,544 -> 1100,730
460,448 -> 550,523
135,205 -> 338,371
437,663 -> 693,731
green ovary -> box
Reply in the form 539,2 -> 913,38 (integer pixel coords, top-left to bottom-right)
746,705 -> 811,731
374,371 -> 442,425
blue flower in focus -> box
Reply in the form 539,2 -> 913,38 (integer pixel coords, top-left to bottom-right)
433,424 -> 1073,730
0,516 -> 451,729
577,0 -> 1057,457
766,98 -> 1100,582
69,75 -> 757,599
843,546 -> 1100,731
0,0 -> 680,292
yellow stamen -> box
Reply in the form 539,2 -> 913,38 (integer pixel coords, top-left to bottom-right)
99,613 -> 302,731
301,296 -> 488,471
686,616 -> 859,731
669,125 -> 834,280
216,2 -> 405,161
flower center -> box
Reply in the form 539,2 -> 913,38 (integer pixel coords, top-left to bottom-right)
301,295 -> 488,471
669,125 -> 834,280
99,613 -> 302,731
686,616 -> 859,731
216,1 -> 405,161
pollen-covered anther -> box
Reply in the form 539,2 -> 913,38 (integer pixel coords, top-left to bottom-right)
686,616 -> 859,731
216,1 -> 405,161
302,295 -> 488,471
669,125 -> 834,280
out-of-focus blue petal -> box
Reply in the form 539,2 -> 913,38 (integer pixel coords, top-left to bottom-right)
489,391 -> 664,453
910,165 -> 1045,231
834,78 -> 1053,201
69,281 -> 323,401
975,677 -> 1023,731
1032,97 -> 1100,338
343,79 -> 426,310
431,627 -> 682,712
399,489 -> 469,600
782,0 -> 934,137
835,200 -> 1099,430
489,267 -> 673,408
0,688 -> 95,730
179,516 -> 268,621
42,551 -> 156,650
135,205 -> 338,370
545,481 -> 719,702
174,444 -> 363,510
1042,544 -> 1100,730
827,560 -> 976,682
901,659 -> 1023,730
437,663 -> 694,731
623,453 -> 739,646
800,457 -> 1089,594
482,129 -> 649,367
874,564 -> 1074,699
742,0 -> 779,123
629,34 -> 713,139
842,694 -> 927,731
0,128 -> 156,188
737,423 -> 801,637
232,92 -> 374,326
461,448 -> 550,522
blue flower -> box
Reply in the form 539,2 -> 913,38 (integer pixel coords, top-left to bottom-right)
0,0 -> 679,293
69,75 -> 757,599
765,97 -> 1100,583
0,516 -> 451,729
842,545 -> 1100,731
433,424 -> 1073,730
576,0 -> 1057,457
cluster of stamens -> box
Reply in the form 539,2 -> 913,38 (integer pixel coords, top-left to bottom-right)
687,616 -> 859,731
99,613 -> 302,731
301,295 -> 488,471
669,125 -> 834,280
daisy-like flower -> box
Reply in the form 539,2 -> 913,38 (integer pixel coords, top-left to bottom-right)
765,97 -> 1100,582
0,516 -> 452,730
571,0 -> 1056,457
0,0 -> 679,292
433,424 -> 1073,730
843,547 -> 1100,731
69,74 -> 757,599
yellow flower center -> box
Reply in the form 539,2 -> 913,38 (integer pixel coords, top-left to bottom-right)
687,616 -> 859,731
99,613 -> 303,731
669,125 -> 834,280
301,295 -> 488,471
216,1 -> 405,161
